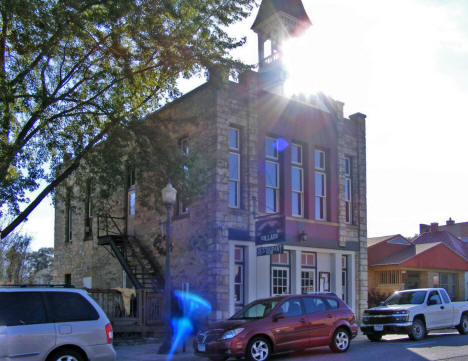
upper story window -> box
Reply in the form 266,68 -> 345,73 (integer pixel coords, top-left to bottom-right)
291,144 -> 304,217
84,182 -> 93,240
314,150 -> 327,220
229,128 -> 240,208
344,157 -> 352,224
265,137 -> 279,213
177,137 -> 190,215
65,192 -> 72,242
128,168 -> 135,216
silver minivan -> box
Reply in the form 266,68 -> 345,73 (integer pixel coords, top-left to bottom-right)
0,287 -> 116,361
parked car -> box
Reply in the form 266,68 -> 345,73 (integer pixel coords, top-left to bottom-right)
194,293 -> 358,361
361,288 -> 468,342
0,286 -> 116,361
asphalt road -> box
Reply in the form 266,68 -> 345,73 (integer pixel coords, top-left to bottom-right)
115,330 -> 468,361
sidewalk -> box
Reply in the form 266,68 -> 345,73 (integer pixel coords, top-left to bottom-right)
115,337 -> 205,361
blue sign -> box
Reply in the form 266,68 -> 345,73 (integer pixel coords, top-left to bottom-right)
257,244 -> 284,257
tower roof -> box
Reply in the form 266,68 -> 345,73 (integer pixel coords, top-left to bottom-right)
252,0 -> 312,31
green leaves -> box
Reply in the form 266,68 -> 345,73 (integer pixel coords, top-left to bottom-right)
0,0 -> 254,220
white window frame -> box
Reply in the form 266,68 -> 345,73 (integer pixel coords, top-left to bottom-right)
301,269 -> 316,294
266,137 -> 279,213
344,157 -> 352,224
272,267 -> 290,296
315,149 -> 327,221
229,128 -> 240,208
291,143 -> 304,217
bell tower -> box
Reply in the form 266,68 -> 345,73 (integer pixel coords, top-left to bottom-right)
252,0 -> 312,93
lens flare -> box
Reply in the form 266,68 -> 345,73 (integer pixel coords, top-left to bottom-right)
165,290 -> 212,361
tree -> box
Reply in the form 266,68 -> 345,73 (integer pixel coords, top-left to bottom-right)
0,0 -> 254,238
0,231 -> 31,284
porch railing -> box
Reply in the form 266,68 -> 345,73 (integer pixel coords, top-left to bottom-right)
87,289 -> 164,333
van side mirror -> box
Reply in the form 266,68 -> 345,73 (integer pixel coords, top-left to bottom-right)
273,313 -> 285,322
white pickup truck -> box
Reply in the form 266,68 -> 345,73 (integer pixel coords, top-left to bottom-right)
361,288 -> 468,341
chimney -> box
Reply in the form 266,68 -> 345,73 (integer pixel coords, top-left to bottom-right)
419,224 -> 430,233
430,222 -> 439,232
446,217 -> 455,226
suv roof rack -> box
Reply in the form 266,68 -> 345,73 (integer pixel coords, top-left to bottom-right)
0,284 -> 75,288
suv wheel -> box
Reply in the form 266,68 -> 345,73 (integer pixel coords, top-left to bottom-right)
330,328 -> 350,353
408,319 -> 426,341
366,333 -> 383,342
456,314 -> 468,335
247,336 -> 271,361
49,348 -> 84,361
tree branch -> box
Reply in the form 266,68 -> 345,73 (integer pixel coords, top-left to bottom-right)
0,123 -> 114,240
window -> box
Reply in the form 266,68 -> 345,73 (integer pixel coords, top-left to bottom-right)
178,138 -> 190,215
291,144 -> 304,217
303,297 -> 327,314
229,128 -> 240,208
44,292 -> 99,322
264,39 -> 272,59
278,299 -> 303,318
325,298 -> 339,309
344,157 -> 352,224
315,150 -> 326,220
378,270 -> 402,285
272,251 -> 289,296
84,182 -> 93,240
342,255 -> 348,303
266,137 -> 279,213
234,246 -> 245,307
65,194 -> 72,242
427,291 -> 442,305
128,168 -> 135,216
319,272 -> 330,292
65,273 -> 71,286
301,252 -> 316,294
439,273 -> 456,299
0,292 -> 47,326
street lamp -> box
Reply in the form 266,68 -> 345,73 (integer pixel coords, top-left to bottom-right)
158,182 -> 177,354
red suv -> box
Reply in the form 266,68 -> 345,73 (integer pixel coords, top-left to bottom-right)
194,293 -> 357,361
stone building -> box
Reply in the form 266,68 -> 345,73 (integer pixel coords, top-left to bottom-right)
54,0 -> 369,320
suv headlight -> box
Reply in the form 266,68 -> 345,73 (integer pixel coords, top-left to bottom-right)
221,328 -> 245,340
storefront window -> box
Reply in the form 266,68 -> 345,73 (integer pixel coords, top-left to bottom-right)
301,252 -> 316,294
272,251 -> 290,295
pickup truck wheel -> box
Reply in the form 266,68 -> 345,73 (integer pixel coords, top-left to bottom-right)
408,319 -> 426,341
366,334 -> 383,342
456,314 -> 468,335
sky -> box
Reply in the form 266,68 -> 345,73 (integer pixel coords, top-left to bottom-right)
21,0 -> 468,249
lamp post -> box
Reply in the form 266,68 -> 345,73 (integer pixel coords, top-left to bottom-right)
158,182 -> 177,354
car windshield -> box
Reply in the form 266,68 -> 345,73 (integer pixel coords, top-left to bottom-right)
385,291 -> 427,305
230,299 -> 280,320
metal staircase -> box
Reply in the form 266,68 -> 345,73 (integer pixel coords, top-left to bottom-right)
97,215 -> 164,290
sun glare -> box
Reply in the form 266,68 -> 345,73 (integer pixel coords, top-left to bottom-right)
282,28 -> 340,98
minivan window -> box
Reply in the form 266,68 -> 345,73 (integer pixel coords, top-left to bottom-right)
0,292 -> 47,326
45,292 -> 99,322
303,297 -> 327,314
